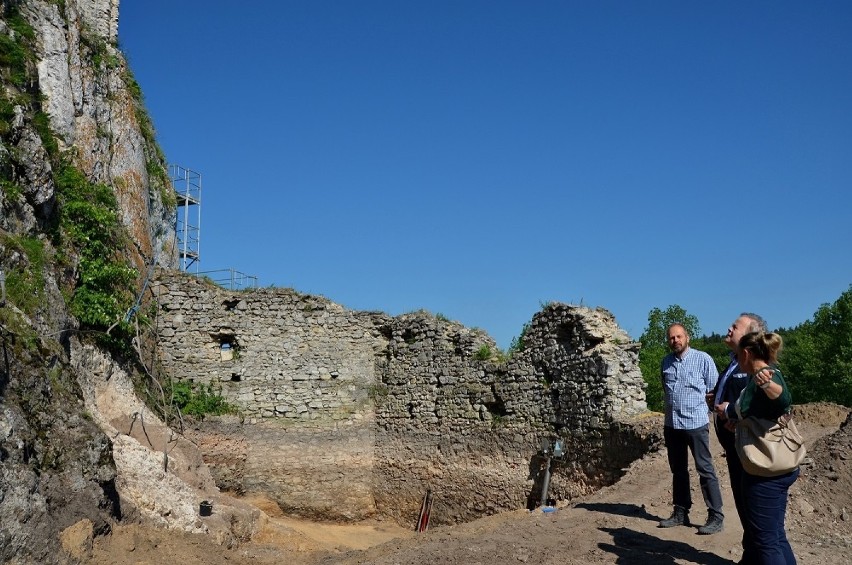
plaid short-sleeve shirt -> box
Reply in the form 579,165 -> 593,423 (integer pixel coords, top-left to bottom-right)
661,347 -> 719,430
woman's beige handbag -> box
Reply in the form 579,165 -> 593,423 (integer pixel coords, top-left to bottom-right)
735,414 -> 806,477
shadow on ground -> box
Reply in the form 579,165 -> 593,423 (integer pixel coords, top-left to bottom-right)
574,502 -> 658,522
598,527 -> 734,565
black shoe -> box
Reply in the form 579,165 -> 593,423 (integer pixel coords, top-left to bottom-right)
697,512 -> 724,535
658,506 -> 689,528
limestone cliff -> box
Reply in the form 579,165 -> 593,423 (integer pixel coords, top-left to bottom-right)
2,0 -> 174,267
0,1 -> 194,563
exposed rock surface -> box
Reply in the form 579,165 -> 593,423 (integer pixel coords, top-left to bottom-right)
4,0 -> 176,268
71,338 -> 265,546
1,1 -> 175,562
0,308 -> 117,564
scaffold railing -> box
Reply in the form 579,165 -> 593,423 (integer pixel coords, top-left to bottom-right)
195,269 -> 258,291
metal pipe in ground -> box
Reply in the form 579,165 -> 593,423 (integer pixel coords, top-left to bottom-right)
539,455 -> 553,507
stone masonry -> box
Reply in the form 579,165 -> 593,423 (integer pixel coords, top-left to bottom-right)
152,269 -> 651,525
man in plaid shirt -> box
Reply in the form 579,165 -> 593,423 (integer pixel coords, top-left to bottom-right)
658,323 -> 724,535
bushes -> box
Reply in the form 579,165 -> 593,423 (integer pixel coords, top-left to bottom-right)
168,380 -> 235,418
55,163 -> 137,332
53,162 -> 138,356
780,285 -> 852,407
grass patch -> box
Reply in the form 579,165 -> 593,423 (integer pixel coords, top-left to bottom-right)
0,91 -> 15,136
147,159 -> 176,211
0,10 -> 35,87
1,179 -> 23,201
32,110 -> 59,157
368,383 -> 389,403
475,344 -> 493,361
1,234 -> 47,315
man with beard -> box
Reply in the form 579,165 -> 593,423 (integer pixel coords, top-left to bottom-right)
659,323 -> 724,535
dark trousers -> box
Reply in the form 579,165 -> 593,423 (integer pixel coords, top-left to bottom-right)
664,425 -> 724,517
716,420 -> 755,562
742,468 -> 799,565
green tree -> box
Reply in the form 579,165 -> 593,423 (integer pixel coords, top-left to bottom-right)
781,285 -> 852,407
692,332 -> 731,374
638,305 -> 702,412
641,305 -> 701,349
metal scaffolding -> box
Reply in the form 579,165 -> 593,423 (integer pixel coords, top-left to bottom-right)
170,164 -> 201,273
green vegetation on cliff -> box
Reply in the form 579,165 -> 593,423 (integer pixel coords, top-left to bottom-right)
54,163 -> 138,336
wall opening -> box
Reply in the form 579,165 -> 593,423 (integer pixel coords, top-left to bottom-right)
210,328 -> 239,362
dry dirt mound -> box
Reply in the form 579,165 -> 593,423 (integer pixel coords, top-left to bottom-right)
787,404 -> 852,551
85,403 -> 852,565
794,402 -> 851,427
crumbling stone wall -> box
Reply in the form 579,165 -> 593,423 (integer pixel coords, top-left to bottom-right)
154,271 -> 388,422
371,304 -> 649,524
153,270 -> 650,525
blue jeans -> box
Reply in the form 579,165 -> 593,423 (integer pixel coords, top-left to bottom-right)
716,419 -> 755,562
742,468 -> 799,565
664,425 -> 724,516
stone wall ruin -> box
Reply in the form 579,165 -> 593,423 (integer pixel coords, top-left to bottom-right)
152,270 -> 653,525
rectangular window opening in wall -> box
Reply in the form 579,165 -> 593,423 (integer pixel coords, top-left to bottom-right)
220,342 -> 233,361
230,373 -> 241,382
215,333 -> 240,362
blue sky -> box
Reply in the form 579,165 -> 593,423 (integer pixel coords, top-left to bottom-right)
118,1 -> 851,348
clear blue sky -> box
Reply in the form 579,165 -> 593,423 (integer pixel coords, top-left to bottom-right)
119,1 -> 851,348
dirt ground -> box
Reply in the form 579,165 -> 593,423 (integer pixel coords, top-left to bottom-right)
86,403 -> 852,565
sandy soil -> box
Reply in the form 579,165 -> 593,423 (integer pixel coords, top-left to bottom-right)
86,403 -> 851,565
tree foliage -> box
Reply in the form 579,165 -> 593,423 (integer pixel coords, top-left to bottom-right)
641,305 -> 701,349
507,322 -> 530,356
780,285 -> 852,407
692,333 -> 731,375
638,305 -> 702,412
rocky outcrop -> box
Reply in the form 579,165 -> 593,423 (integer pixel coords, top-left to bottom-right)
74,0 -> 119,41
71,338 -> 265,546
1,1 -> 177,562
0,306 -> 117,564
4,0 -> 176,268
